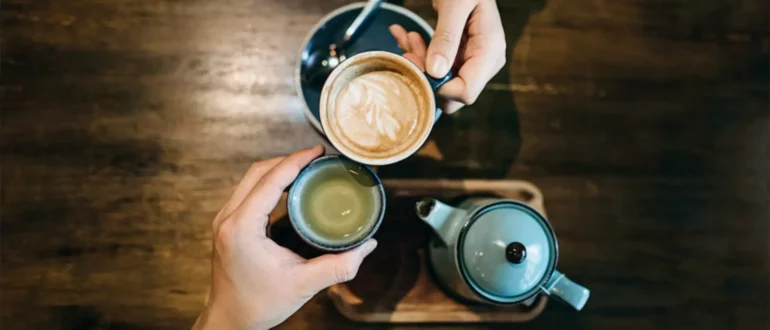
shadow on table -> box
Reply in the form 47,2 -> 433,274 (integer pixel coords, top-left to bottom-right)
377,0 -> 547,180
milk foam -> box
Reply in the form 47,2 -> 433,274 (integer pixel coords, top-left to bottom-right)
333,71 -> 420,152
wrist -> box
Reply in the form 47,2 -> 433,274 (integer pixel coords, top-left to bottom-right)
193,300 -> 239,330
194,299 -> 274,330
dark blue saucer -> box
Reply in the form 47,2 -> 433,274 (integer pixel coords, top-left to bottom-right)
295,3 -> 433,132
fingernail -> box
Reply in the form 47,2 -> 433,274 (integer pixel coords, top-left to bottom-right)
361,239 -> 377,257
428,54 -> 448,78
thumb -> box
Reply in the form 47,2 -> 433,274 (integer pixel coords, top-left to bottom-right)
299,239 -> 378,293
426,2 -> 475,78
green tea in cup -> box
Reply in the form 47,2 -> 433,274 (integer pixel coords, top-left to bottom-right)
288,155 -> 385,251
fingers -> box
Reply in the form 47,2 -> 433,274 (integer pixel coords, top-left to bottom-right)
437,0 -> 506,109
298,239 -> 378,293
426,1 -> 476,78
427,0 -> 506,111
389,24 -> 411,52
233,145 -> 324,230
392,25 -> 429,71
403,53 -> 426,71
442,99 -> 466,114
408,32 -> 427,59
214,157 -> 285,229
436,60 -> 487,106
437,35 -> 505,105
405,32 -> 428,70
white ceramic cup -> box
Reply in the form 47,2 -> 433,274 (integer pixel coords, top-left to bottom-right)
320,51 -> 449,166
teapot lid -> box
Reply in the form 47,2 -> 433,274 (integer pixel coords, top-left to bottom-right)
459,201 -> 557,303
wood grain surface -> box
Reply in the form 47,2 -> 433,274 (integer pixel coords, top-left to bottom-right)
2,0 -> 768,329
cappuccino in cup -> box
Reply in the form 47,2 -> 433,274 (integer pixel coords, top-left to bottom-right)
320,51 -> 439,165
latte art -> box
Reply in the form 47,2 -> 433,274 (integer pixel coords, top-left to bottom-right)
334,71 -> 420,151
320,52 -> 437,165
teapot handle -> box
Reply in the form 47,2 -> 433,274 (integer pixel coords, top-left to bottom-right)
542,270 -> 590,311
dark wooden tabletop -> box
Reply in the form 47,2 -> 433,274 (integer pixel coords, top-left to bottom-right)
2,0 -> 768,329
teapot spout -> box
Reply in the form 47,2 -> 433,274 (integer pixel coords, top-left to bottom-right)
416,199 -> 460,246
416,198 -> 437,219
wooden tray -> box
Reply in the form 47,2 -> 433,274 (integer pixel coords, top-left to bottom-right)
268,180 -> 549,324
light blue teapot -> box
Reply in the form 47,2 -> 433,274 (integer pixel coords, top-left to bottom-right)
416,198 -> 590,310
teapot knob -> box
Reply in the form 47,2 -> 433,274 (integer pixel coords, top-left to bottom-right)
505,242 -> 527,264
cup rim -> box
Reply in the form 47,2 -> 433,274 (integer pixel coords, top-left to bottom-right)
320,51 -> 437,166
287,155 -> 386,252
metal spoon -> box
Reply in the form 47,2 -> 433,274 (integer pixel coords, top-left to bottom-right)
302,0 -> 384,86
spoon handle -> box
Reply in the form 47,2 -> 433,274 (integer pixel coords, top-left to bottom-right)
341,0 -> 384,48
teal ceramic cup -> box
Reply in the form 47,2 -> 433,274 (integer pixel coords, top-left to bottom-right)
288,155 -> 385,251
416,197 -> 591,310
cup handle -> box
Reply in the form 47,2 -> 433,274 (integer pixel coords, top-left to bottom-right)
425,72 -> 452,90
424,72 -> 452,124
542,270 -> 591,311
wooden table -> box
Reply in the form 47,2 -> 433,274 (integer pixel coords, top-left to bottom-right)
2,0 -> 768,329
